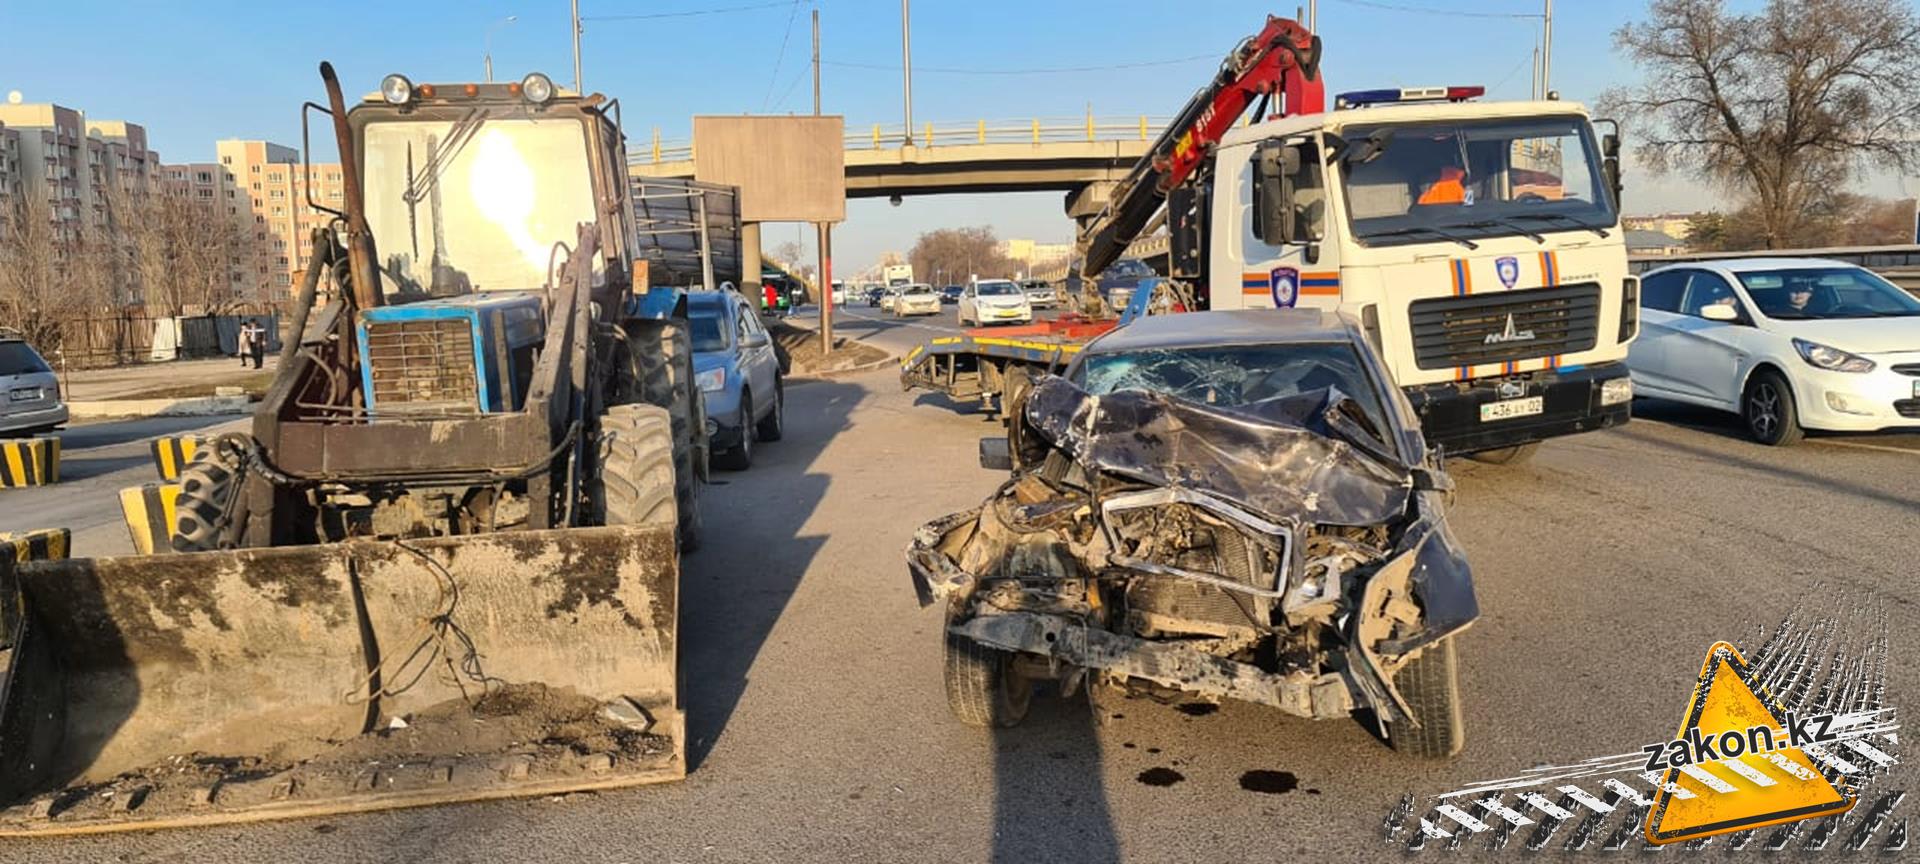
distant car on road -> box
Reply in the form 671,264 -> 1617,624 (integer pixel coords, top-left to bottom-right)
880,285 -> 905,313
688,291 -> 785,470
940,285 -> 964,305
830,280 -> 847,305
1022,280 -> 1056,309
958,279 -> 1033,327
865,285 -> 888,307
0,331 -> 66,437
1629,258 -> 1920,445
893,283 -> 942,317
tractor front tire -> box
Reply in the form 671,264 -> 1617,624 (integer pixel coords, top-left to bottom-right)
628,319 -> 703,552
172,441 -> 248,553
590,403 -> 679,530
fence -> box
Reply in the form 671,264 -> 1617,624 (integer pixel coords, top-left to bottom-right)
634,115 -> 1176,165
38,308 -> 283,370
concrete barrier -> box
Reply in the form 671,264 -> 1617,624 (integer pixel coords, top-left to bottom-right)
67,395 -> 251,420
118,483 -> 183,555
149,435 -> 205,481
0,437 -> 60,487
1,528 -> 70,563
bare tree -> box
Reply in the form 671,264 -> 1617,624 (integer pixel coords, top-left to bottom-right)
0,196 -> 76,350
1602,0 -> 1920,247
910,226 -> 1016,286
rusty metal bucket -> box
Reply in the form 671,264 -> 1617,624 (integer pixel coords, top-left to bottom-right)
0,525 -> 681,836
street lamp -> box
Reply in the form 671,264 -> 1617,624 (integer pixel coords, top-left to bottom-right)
485,15 -> 518,82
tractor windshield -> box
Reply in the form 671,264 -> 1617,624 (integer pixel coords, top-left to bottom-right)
362,111 -> 597,296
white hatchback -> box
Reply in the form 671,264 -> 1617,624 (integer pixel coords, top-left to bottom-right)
1628,258 -> 1920,444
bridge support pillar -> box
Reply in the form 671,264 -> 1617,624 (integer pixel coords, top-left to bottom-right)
742,222 -> 763,308
1063,181 -> 1118,222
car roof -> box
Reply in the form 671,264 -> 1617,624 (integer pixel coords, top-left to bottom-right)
1083,309 -> 1360,354
1648,257 -> 1862,274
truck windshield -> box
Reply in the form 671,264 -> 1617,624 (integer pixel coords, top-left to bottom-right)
1339,115 -> 1614,248
362,112 -> 597,296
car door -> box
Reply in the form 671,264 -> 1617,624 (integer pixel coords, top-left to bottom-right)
1626,269 -> 1691,397
1662,270 -> 1753,408
736,299 -> 777,412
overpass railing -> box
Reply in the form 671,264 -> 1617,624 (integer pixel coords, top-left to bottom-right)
633,115 -> 1173,166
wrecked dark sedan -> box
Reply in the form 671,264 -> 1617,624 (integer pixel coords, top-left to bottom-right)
907,309 -> 1476,757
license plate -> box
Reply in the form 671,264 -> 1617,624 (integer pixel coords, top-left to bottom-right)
9,388 -> 38,402
996,310 -> 1021,317
1479,396 -> 1544,422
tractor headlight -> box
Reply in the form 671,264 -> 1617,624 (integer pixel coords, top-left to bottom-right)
696,367 -> 726,393
521,72 -> 556,105
380,74 -> 414,105
1792,338 -> 1874,374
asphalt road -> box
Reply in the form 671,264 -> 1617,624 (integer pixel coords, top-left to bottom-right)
9,360 -> 1919,862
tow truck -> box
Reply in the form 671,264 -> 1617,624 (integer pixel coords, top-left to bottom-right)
901,13 -> 1637,459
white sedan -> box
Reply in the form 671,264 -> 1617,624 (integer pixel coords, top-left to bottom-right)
1628,258 -> 1920,445
892,283 -> 942,316
958,279 -> 1034,326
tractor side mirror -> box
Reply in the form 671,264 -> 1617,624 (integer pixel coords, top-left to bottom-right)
1255,141 -> 1298,246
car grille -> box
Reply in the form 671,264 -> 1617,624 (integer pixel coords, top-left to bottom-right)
1891,364 -> 1920,378
1409,283 -> 1601,371
1113,507 -> 1277,639
364,318 -> 480,414
1895,399 -> 1920,419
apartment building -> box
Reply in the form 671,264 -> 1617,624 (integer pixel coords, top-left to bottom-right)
0,102 -> 159,240
211,140 -> 343,297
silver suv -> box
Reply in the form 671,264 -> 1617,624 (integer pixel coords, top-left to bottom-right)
0,332 -> 67,436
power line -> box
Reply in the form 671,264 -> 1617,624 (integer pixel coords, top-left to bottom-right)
823,53 -> 1217,77
761,0 -> 806,111
1324,0 -> 1540,20
583,1 -> 791,21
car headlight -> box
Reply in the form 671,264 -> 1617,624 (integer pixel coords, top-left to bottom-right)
1792,338 -> 1874,373
695,367 -> 727,393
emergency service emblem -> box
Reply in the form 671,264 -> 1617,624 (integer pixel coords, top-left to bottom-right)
1496,256 -> 1520,290
1270,266 -> 1299,308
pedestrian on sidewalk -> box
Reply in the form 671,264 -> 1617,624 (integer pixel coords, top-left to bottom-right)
236,321 -> 254,367
241,319 -> 267,370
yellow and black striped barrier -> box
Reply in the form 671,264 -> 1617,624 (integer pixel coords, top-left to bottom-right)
119,483 -> 184,556
0,436 -> 60,487
2,527 -> 71,563
149,435 -> 204,481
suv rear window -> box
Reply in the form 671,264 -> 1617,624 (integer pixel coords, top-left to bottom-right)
0,342 -> 52,376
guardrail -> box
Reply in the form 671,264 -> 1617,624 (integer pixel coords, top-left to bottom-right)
633,115 -> 1173,166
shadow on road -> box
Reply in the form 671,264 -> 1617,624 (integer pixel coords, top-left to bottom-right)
1613,419 -> 1919,510
1632,396 -> 1920,451
57,454 -> 153,481
991,691 -> 1120,863
678,379 -> 862,769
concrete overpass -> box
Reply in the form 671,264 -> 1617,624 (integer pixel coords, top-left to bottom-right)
630,117 -> 1162,223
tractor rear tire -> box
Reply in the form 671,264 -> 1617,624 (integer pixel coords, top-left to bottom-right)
628,319 -> 703,552
590,404 -> 678,530
172,441 -> 247,553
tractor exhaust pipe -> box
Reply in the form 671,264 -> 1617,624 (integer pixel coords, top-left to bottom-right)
320,62 -> 383,310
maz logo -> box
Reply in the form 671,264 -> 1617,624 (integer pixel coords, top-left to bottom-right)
1483,313 -> 1536,345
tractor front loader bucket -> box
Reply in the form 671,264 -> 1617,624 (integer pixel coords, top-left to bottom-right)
0,525 -> 682,836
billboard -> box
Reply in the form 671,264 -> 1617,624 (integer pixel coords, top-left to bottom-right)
692,116 -> 846,223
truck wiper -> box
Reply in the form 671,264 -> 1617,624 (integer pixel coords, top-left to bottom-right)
1508,212 -> 1611,238
1446,218 -> 1544,244
1362,225 -> 1479,250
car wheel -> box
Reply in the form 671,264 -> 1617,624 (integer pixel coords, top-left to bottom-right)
1743,370 -> 1805,446
1385,636 -> 1465,759
1469,442 -> 1539,465
717,389 -> 755,470
942,604 -> 1031,728
755,376 -> 785,442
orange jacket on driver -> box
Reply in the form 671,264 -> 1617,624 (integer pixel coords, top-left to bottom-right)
1418,166 -> 1467,205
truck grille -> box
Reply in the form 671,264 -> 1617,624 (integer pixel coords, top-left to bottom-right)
365,318 -> 479,414
1409,283 -> 1601,371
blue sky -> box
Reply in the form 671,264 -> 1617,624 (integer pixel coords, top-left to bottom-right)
4,0 -> 1736,274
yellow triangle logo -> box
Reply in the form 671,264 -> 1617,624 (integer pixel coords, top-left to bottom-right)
1644,642 -> 1855,844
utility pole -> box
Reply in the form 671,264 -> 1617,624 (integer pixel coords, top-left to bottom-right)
901,0 -> 914,146
1541,0 -> 1553,97
815,8 -> 834,354
571,0 -> 583,93
485,15 -> 517,83
1308,0 -> 1316,31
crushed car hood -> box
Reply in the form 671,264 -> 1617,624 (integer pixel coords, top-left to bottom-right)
1019,376 -> 1413,527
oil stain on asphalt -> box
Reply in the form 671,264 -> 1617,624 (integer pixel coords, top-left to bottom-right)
1238,770 -> 1302,794
1175,703 -> 1219,717
1136,767 -> 1185,787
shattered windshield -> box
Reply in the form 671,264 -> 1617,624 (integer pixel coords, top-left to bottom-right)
1079,343 -> 1393,444
1340,115 -> 1615,247
361,112 -> 597,296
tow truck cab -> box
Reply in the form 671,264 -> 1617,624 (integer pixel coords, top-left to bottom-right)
1197,88 -> 1637,455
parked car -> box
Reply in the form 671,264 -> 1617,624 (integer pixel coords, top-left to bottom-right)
958,279 -> 1034,327
688,290 -> 785,470
0,331 -> 66,437
1628,259 -> 1920,445
941,285 -> 964,305
893,283 -> 942,317
865,285 -> 888,307
1022,280 -> 1057,309
909,308 -> 1472,757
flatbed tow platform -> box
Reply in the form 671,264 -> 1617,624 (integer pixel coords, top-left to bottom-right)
899,316 -> 1119,411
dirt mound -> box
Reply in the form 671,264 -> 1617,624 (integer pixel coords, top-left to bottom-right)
771,321 -> 890,377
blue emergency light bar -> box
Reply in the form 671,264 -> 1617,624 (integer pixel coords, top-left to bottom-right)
1335,86 -> 1486,108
